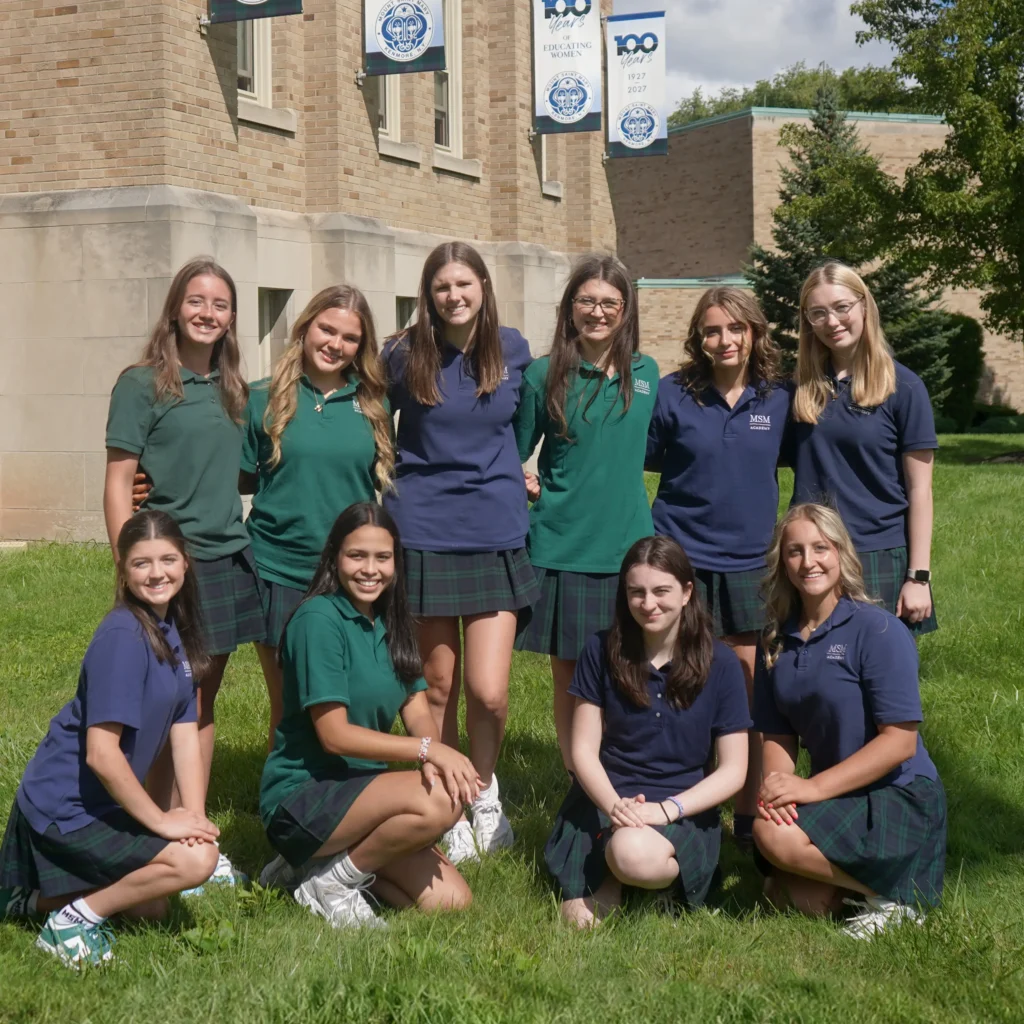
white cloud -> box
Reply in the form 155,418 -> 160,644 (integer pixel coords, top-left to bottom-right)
611,0 -> 898,110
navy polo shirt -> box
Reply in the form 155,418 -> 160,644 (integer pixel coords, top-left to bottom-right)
17,607 -> 197,835
383,327 -> 532,552
647,375 -> 792,572
570,631 -> 752,802
785,361 -> 937,552
753,597 -> 937,790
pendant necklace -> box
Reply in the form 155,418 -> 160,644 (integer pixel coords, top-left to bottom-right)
313,385 -> 338,413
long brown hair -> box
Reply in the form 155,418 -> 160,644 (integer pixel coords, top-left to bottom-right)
131,257 -> 248,422
546,254 -> 641,439
607,536 -> 715,710
399,241 -> 503,405
679,287 -> 782,400
114,510 -> 210,680
261,285 -> 394,491
793,262 -> 896,424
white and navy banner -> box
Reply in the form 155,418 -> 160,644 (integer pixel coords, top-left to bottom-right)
532,0 -> 602,134
606,11 -> 668,157
208,0 -> 301,24
364,0 -> 446,76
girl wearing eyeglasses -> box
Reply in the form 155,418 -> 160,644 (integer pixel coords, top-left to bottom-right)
786,262 -> 937,634
514,255 -> 659,773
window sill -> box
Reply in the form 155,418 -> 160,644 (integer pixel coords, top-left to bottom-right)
238,98 -> 298,135
542,179 -> 564,200
379,137 -> 423,165
431,149 -> 482,180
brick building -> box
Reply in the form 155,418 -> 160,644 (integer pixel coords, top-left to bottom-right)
0,0 -> 614,541
607,107 -> 1024,409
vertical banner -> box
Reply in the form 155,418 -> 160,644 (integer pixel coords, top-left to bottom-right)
532,0 -> 603,134
209,0 -> 301,23
606,11 -> 667,157
364,0 -> 446,76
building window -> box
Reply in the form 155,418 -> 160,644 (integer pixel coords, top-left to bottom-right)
237,23 -> 254,94
434,72 -> 449,148
237,19 -> 271,108
434,0 -> 462,156
376,75 -> 401,140
396,296 -> 418,331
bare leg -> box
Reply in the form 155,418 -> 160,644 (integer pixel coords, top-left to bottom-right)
196,653 -> 230,797
551,656 -> 577,774
418,617 -> 463,750
372,845 -> 471,912
723,633 -> 759,822
560,876 -> 623,928
255,642 -> 284,753
772,870 -> 846,917
605,826 -> 680,890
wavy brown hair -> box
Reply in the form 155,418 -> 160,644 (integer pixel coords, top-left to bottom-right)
131,257 -> 247,422
260,285 -> 394,491
678,287 -> 781,401
546,254 -> 641,439
607,536 -> 715,710
400,242 -> 503,405
761,503 -> 875,668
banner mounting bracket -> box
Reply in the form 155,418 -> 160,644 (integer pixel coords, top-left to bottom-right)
197,13 -> 210,35
355,69 -> 367,88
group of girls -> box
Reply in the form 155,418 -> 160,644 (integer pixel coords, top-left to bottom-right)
0,241 -> 945,967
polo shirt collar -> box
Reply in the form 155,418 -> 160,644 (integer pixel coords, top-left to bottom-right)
326,588 -> 387,640
179,365 -> 221,385
782,594 -> 858,641
299,373 -> 360,399
704,382 -> 756,408
579,357 -> 618,384
825,364 -> 852,392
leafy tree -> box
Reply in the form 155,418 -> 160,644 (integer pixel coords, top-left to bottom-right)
853,0 -> 1024,340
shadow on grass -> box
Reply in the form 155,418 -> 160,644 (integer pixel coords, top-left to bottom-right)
936,437 -> 1024,465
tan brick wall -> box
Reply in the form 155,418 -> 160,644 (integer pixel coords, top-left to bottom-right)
638,287 -> 701,379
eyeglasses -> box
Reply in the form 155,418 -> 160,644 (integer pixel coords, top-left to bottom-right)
573,296 -> 624,315
804,298 -> 864,327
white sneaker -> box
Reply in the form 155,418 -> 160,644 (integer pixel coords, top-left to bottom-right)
442,820 -> 479,864
472,776 -> 514,854
840,896 -> 924,940
293,857 -> 385,930
258,854 -> 303,891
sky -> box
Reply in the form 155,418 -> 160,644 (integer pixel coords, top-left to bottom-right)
611,0 -> 899,111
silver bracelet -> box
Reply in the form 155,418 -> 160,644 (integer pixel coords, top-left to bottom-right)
417,736 -> 431,766
666,796 -> 685,821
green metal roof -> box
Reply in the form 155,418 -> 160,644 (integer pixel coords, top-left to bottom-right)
668,106 -> 944,137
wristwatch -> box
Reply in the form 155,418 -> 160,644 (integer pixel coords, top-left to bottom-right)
906,569 -> 931,583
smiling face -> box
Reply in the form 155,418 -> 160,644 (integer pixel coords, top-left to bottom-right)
571,276 -> 625,351
122,538 -> 187,619
805,282 -> 865,361
430,261 -> 485,332
625,563 -> 691,639
781,517 -> 842,602
302,307 -> 362,382
700,304 -> 752,372
175,273 -> 234,349
336,524 -> 396,616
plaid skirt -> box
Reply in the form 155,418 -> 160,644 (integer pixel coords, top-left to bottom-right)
265,772 -> 380,868
262,578 -> 308,649
515,567 -> 618,661
193,546 -> 267,655
404,548 -> 541,618
0,800 -> 169,899
754,775 -> 947,907
860,546 -> 938,636
544,781 -> 722,908
693,566 -> 766,637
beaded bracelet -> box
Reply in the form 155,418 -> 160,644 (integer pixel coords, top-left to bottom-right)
417,736 -> 432,766
666,795 -> 685,821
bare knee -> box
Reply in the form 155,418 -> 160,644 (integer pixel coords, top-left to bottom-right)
605,828 -> 673,886
753,818 -> 802,868
170,841 -> 219,890
423,780 -> 463,834
466,682 -> 508,719
423,876 -> 472,913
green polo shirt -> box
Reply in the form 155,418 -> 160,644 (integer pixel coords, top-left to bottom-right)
106,366 -> 249,561
514,353 -> 659,574
242,376 -> 381,589
258,590 -> 427,825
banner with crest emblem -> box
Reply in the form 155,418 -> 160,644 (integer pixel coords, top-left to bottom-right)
208,0 -> 301,24
606,11 -> 667,157
365,0 -> 445,76
532,0 -> 602,134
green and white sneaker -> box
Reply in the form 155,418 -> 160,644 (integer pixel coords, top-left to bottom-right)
181,850 -> 247,897
1,885 -> 38,920
35,912 -> 116,969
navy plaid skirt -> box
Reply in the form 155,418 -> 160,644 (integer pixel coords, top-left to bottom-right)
860,546 -> 938,636
754,775 -> 947,907
262,578 -> 307,649
0,800 -> 168,899
265,772 -> 380,868
404,548 -> 541,618
693,566 -> 766,637
515,567 -> 618,661
543,781 -> 722,908
193,546 -> 267,655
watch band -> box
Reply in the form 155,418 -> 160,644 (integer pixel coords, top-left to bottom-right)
906,569 -> 931,583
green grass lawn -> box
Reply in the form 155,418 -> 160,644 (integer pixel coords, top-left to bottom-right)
2,436 -> 1023,1023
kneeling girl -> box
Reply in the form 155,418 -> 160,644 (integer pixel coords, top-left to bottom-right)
544,536 -> 750,927
259,503 -> 481,928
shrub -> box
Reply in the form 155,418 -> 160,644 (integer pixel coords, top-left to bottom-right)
941,314 -> 985,431
976,416 -> 1024,434
934,415 -> 958,433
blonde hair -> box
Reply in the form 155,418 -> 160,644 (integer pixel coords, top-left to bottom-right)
793,262 -> 896,423
762,503 -> 875,668
262,286 -> 395,492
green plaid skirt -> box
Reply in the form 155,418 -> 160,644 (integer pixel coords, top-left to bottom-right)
265,773 -> 380,868
693,566 -> 767,637
860,546 -> 938,636
193,546 -> 267,655
0,800 -> 169,899
544,781 -> 722,908
754,775 -> 947,907
404,548 -> 541,618
515,567 -> 619,661
262,578 -> 307,649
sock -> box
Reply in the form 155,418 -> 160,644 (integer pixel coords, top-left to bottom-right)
54,897 -> 106,928
332,851 -> 371,886
473,775 -> 498,807
733,814 -> 755,839
26,890 -> 39,915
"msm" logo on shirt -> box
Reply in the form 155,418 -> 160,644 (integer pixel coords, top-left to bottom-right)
826,643 -> 847,661
634,378 -> 651,395
749,414 -> 771,431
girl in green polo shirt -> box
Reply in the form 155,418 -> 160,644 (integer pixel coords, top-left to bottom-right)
241,285 -> 394,752
514,255 -> 659,773
104,257 -> 261,887
259,502 -> 481,928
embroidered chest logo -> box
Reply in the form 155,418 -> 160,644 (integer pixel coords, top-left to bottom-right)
352,397 -> 362,414
749,414 -> 772,431
182,659 -> 193,680
501,365 -> 509,381
634,378 -> 651,396
826,643 -> 847,662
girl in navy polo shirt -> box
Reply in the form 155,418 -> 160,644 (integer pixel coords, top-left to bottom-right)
383,242 -> 538,864
0,511 -> 220,968
545,536 -> 750,927
786,261 -> 937,634
752,503 -> 946,939
646,286 -> 790,846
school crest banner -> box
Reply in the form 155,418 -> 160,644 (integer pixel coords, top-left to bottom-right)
606,11 -> 668,157
364,0 -> 446,76
532,0 -> 602,134
208,0 -> 301,24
